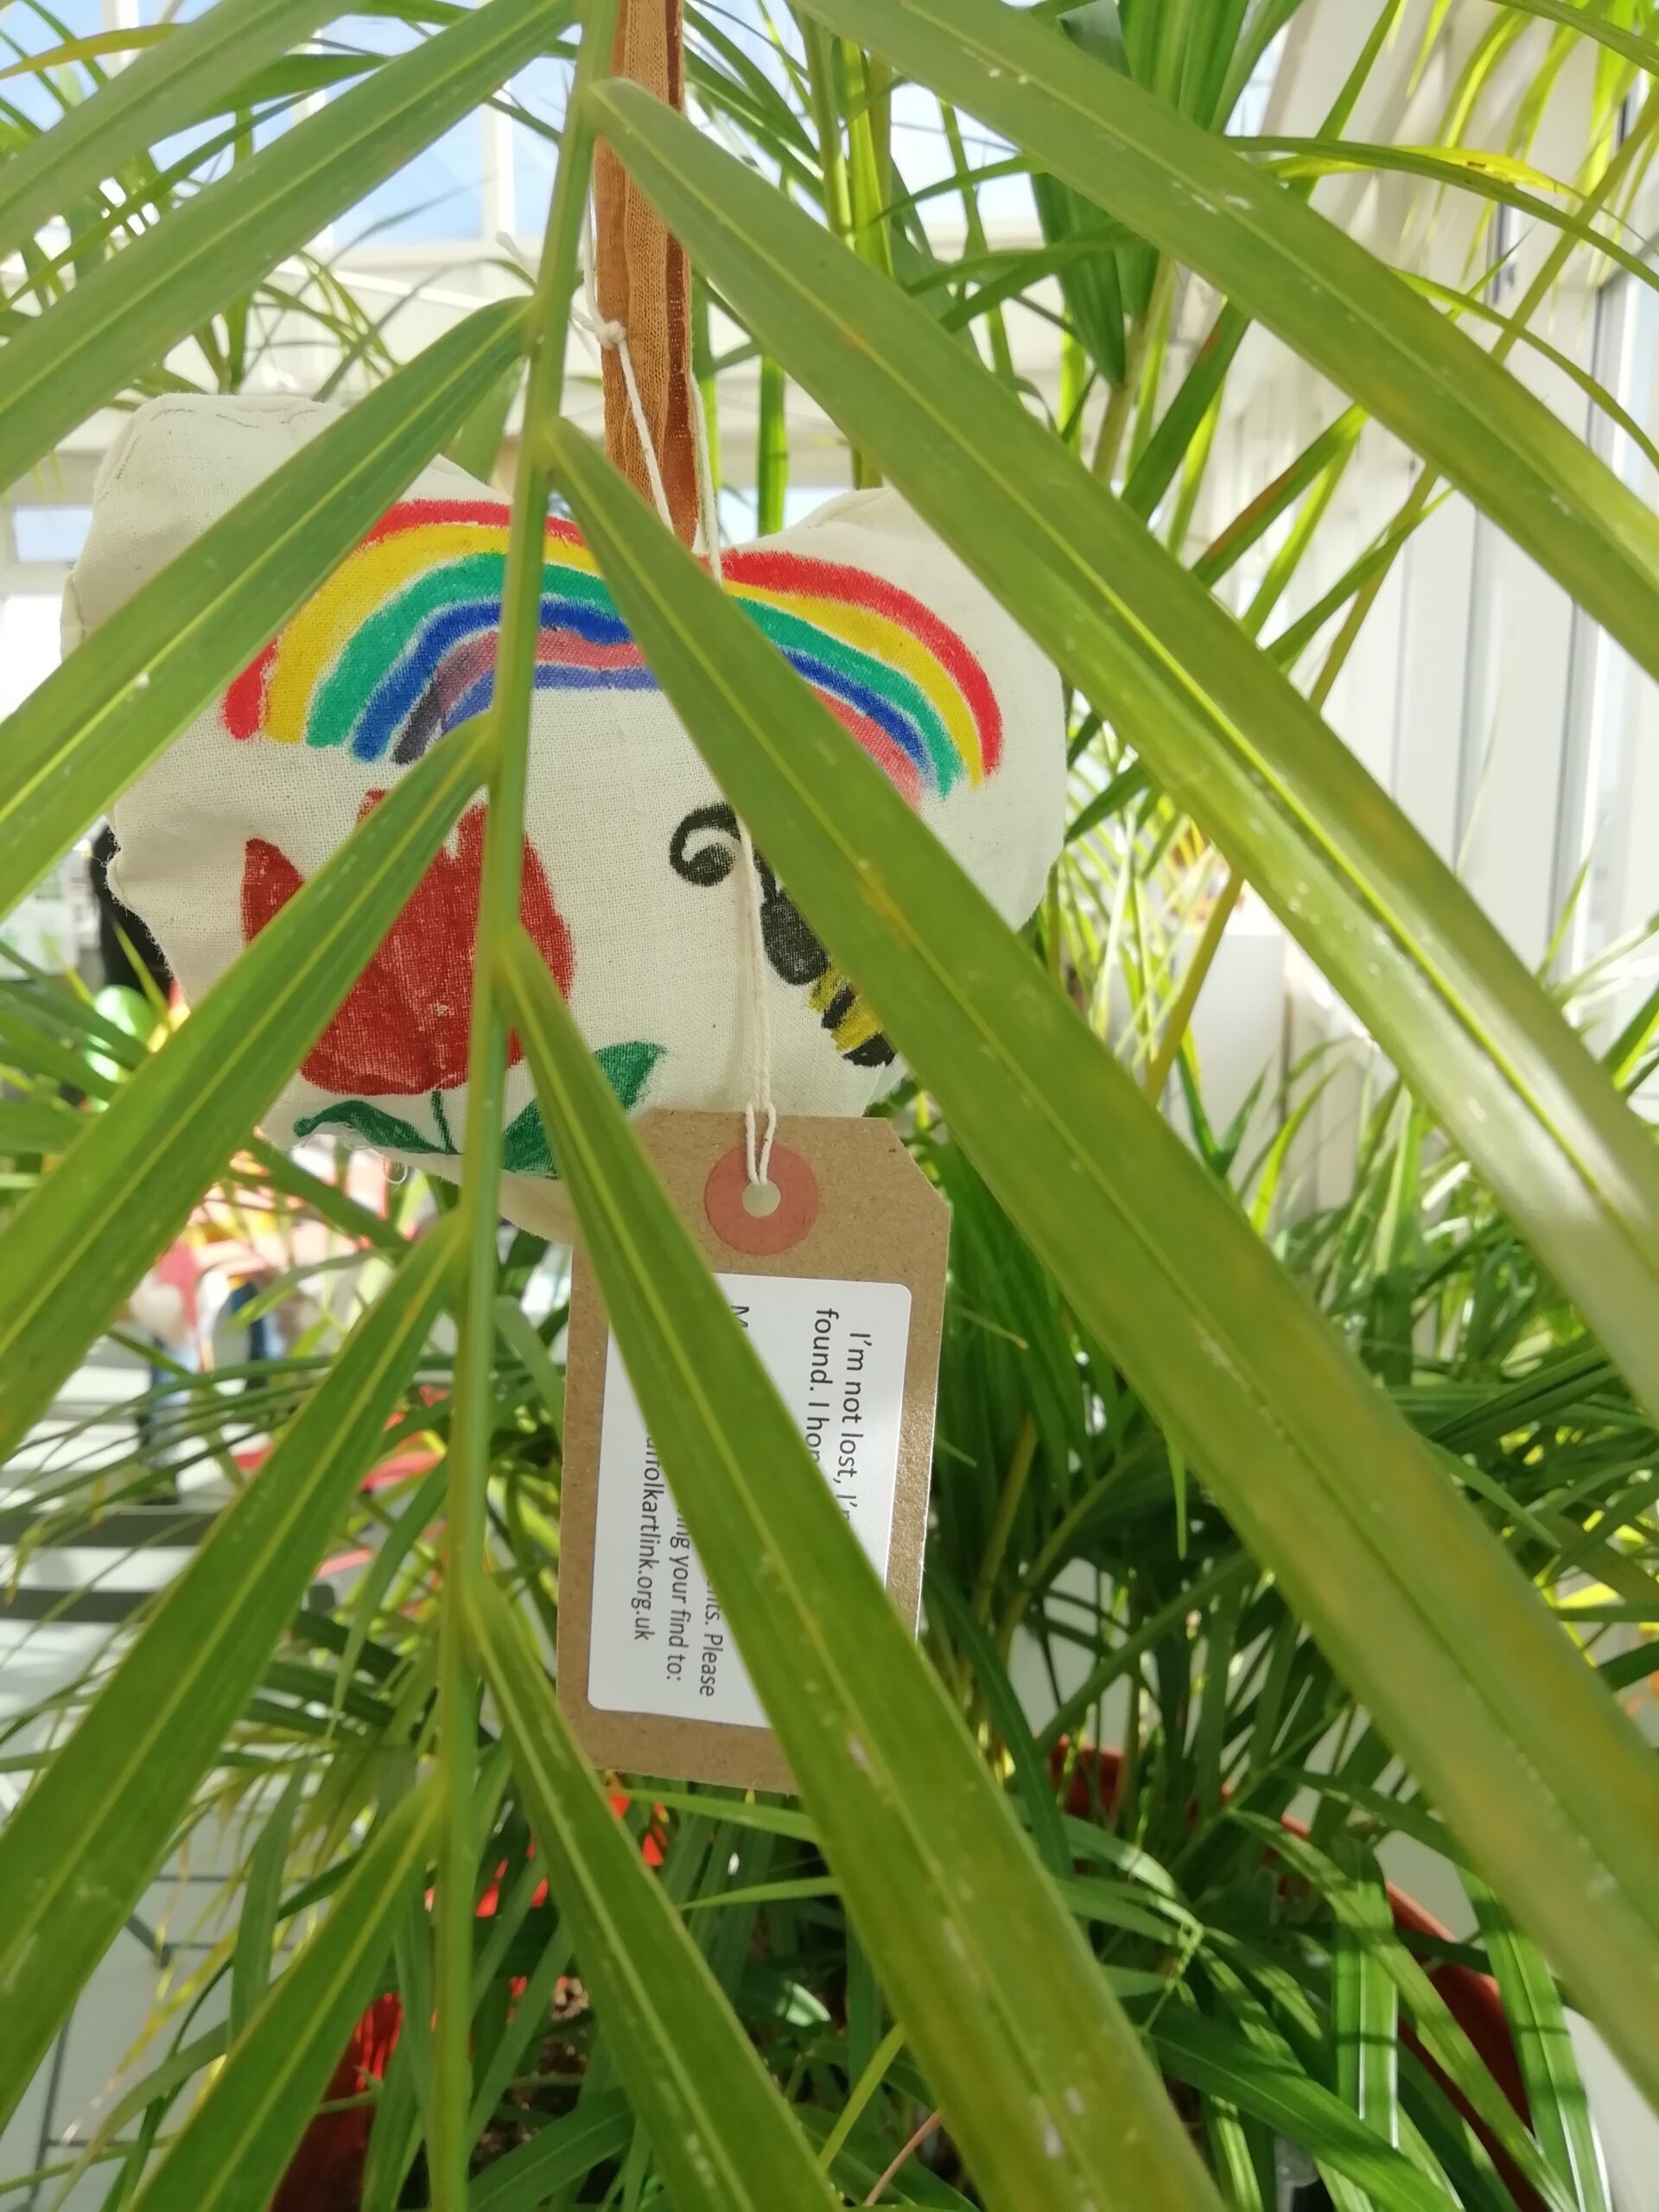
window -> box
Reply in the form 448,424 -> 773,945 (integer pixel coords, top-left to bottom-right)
343,125 -> 486,245
1556,272 -> 1659,970
1230,27 -> 1287,138
510,57 -> 567,242
11,507 -> 91,565
3,0 -> 105,128
0,598 -> 74,972
0,596 -> 63,718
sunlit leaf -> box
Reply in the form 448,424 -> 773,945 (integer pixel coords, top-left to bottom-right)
0,0 -> 570,488
0,0 -> 333,258
130,1781 -> 439,2212
793,0 -> 1659,689
586,76 -> 1659,1439
0,1220 -> 457,2132
545,416 -> 1659,2114
471,1578 -> 840,2212
0,719 -> 489,1457
498,926 -> 1220,2212
0,301 -> 524,913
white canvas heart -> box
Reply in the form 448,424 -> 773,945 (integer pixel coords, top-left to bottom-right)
64,394 -> 1065,1236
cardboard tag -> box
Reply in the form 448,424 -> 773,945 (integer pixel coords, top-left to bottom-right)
557,1109 -> 949,1791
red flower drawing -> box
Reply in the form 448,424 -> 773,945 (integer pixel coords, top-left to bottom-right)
242,797 -> 573,1096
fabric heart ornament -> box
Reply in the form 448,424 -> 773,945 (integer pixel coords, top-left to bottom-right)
64,395 -> 1066,1237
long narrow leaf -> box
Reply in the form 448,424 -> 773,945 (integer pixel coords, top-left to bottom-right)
130,1781 -> 440,2212
0,716 -> 490,1456
469,2094 -> 633,2211
1241,1823 -> 1579,2212
794,0 -> 1659,687
1465,1874 -> 1611,2212
0,0 -> 336,259
1153,2011 -> 1446,2212
229,1766 -> 308,2044
1493,0 -> 1659,75
497,929 -> 1219,2212
470,1578 -> 840,2212
585,79 -> 1659,1433
0,300 -> 524,913
544,421 -> 1659,2113
0,0 -> 569,489
1332,1837 -> 1401,2145
0,1218 -> 457,2132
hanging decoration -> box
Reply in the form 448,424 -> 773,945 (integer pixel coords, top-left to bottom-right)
65,400 -> 1065,1237
59,0 -> 1073,1786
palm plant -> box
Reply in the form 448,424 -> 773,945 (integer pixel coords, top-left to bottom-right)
3,1 -> 1658,2207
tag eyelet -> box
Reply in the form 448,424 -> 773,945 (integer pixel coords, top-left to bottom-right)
704,1141 -> 818,1254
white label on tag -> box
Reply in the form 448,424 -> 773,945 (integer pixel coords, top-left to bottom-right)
586,1273 -> 913,1730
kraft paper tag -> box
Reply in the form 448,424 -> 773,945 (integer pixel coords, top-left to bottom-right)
557,1109 -> 950,1792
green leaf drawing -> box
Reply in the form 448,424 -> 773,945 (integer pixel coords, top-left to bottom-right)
502,1041 -> 664,1179
294,1098 -> 450,1153
502,1098 -> 555,1178
596,1039 -> 665,1113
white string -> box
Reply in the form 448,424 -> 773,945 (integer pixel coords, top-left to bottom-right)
686,344 -> 777,1188
573,202 -> 776,1189
572,213 -> 677,532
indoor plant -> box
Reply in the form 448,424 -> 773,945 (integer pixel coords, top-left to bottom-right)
1,2 -> 1656,2207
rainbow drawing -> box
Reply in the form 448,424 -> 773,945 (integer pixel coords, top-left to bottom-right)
225,499 -> 1002,804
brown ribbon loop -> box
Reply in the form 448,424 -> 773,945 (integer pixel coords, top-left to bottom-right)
593,0 -> 699,543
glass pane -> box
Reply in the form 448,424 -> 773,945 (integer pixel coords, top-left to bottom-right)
0,594 -> 64,718
0,598 -> 77,976
510,55 -> 567,241
718,485 -> 851,543
12,506 -> 92,563
3,2 -> 100,128
885,80 -> 1033,235
344,126 -> 485,244
330,15 -> 483,243
1230,27 -> 1288,137
1560,274 -> 1659,964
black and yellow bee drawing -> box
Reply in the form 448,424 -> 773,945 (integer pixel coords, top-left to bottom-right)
668,804 -> 895,1071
